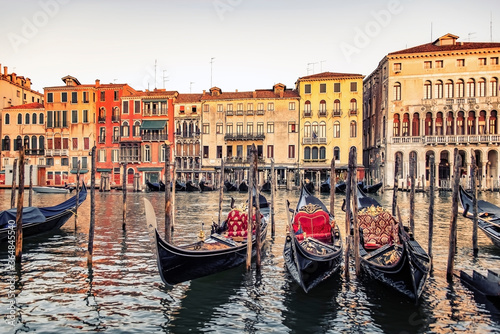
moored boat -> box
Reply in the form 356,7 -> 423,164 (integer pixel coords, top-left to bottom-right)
238,180 -> 248,192
185,180 -> 200,192
358,181 -> 383,194
355,186 -> 430,302
199,180 -> 216,192
303,180 -> 314,193
224,180 -> 238,192
0,185 -> 87,241
32,186 -> 70,194
176,180 -> 186,191
145,180 -> 165,192
458,185 -> 500,248
284,186 -> 343,292
261,180 -> 271,192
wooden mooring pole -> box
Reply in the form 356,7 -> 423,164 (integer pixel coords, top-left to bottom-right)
350,147 -> 360,275
471,149 -> 478,257
344,149 -> 353,281
75,161 -> 81,228
392,155 -> 400,216
15,147 -> 25,264
11,159 -> 17,209
330,158 -> 336,218
446,148 -> 461,281
270,159 -> 275,236
409,152 -> 416,235
217,159 -> 225,226
246,147 -> 255,271
29,165 -> 33,207
164,145 -> 172,242
87,146 -> 96,266
253,147 -> 262,271
428,155 -> 435,269
172,160 -> 176,231
122,162 -> 127,230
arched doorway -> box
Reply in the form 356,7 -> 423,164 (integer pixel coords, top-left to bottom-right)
127,168 -> 135,184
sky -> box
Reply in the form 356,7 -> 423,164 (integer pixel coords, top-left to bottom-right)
0,0 -> 499,94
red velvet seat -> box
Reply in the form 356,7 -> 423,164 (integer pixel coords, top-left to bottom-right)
358,208 -> 399,249
293,205 -> 333,243
226,209 -> 261,238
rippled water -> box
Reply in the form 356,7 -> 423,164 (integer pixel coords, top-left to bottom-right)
0,188 -> 499,333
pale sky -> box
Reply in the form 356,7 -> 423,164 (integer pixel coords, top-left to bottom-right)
1,0 -> 499,94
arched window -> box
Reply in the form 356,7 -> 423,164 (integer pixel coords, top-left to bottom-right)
304,122 -> 311,138
350,98 -> 357,113
457,111 -> 465,135
312,122 -> 318,138
319,100 -> 326,115
319,122 -> 326,138
436,80 -> 443,99
14,135 -> 21,151
23,135 -> 29,149
393,114 -> 400,136
489,110 -> 497,134
304,147 -> 311,160
333,121 -> 340,138
478,78 -> 486,97
412,113 -> 420,136
490,77 -> 498,97
31,136 -> 37,150
134,121 -> 141,137
2,136 -> 10,151
445,80 -> 454,98
4,113 -> 10,125
25,113 -> 30,125
425,112 -> 433,136
144,145 -> 151,162
457,79 -> 465,98
312,146 -> 319,159
467,78 -> 475,97
478,110 -> 487,134
350,121 -> 357,137
436,112 -> 444,135
39,113 -> 44,125
424,81 -> 432,99
32,113 -> 37,124
333,147 -> 340,161
446,112 -> 454,135
319,147 -> 326,160
122,121 -> 129,137
17,113 -> 22,124
402,113 -> 410,136
39,136 -> 45,150
304,100 -> 311,116
98,107 -> 106,121
333,99 -> 341,114
394,82 -> 401,100
467,111 -> 476,135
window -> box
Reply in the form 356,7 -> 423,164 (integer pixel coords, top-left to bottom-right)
216,145 -> 222,159
122,121 -> 129,137
394,63 -> 402,71
247,103 -> 253,112
319,147 -> 326,160
334,147 -> 340,161
217,104 -> 223,112
350,82 -> 357,92
61,92 -> 67,102
304,84 -> 311,94
47,93 -> 53,103
216,123 -> 223,134
98,149 -> 106,162
333,121 -> 340,138
203,146 -> 209,159
143,145 -> 151,162
304,122 -> 311,138
114,91 -> 119,101
467,78 -> 475,97
445,80 -> 454,98
83,91 -> 89,103
46,111 -> 53,127
424,81 -> 432,99
123,101 -> 129,114
289,102 -> 295,110
350,121 -> 357,137
83,110 -> 89,123
457,59 -> 465,67
350,99 -> 357,112
236,103 -> 243,115
226,123 -> 233,134
257,103 -> 264,111
17,113 -> 22,124
257,123 -> 264,135
288,145 -> 295,159
25,113 -> 30,125
491,78 -> 498,97
333,82 -> 341,92
247,122 -> 253,135
4,114 -> 9,125
304,147 -> 310,160
71,92 -> 77,103
267,145 -> 274,158
267,122 -> 274,133
491,57 -> 499,65
112,149 -> 119,162
304,101 -> 311,117
288,122 -> 296,133
203,123 -> 209,134
2,136 -> 10,151
100,91 -> 105,101
436,80 -> 443,99
135,101 -> 141,114
394,82 -> 401,101
203,104 -> 210,112
478,78 -> 486,97
393,114 -> 400,136
320,83 -> 326,93
424,61 -> 432,69
319,100 -> 326,115
99,127 -> 106,143
435,60 -> 443,68
267,102 -> 274,111
333,99 -> 341,114
479,58 -> 487,66
236,122 -> 243,135
31,113 -> 36,124
457,79 -> 465,98
69,110 -> 76,123
227,103 -> 233,112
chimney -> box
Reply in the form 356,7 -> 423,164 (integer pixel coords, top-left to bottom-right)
203,90 -> 206,95
26,78 -> 32,89
253,91 -> 256,98
280,91 -> 284,98
235,89 -> 238,92
4,66 -> 7,76
95,79 -> 100,87
12,73 -> 16,83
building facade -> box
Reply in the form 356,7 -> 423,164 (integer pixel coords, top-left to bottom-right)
363,34 -> 500,189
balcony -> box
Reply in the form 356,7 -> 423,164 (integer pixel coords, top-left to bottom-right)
175,131 -> 201,138
112,115 -> 120,122
332,109 -> 342,117
99,135 -> 106,144
45,149 -> 69,156
247,110 -> 254,115
303,111 -> 312,118
302,137 -> 327,144
349,109 -> 358,116
423,134 -> 500,145
98,116 -> 106,123
391,137 -> 423,144
302,158 -> 327,163
142,133 -> 168,141
25,149 -> 45,156
318,110 -> 328,117
224,133 -> 265,141
226,110 -> 234,116
256,109 -> 265,115
112,136 -> 120,143
225,156 -> 266,165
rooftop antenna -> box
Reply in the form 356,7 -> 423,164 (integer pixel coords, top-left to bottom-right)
190,82 -> 195,93
491,11 -> 493,42
210,57 -> 215,87
320,60 -> 326,72
163,70 -> 169,89
307,62 -> 318,74
154,59 -> 157,89
430,22 -> 433,41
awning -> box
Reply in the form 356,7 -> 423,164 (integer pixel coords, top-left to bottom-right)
97,168 -> 112,172
71,169 -> 89,174
140,120 -> 167,130
138,167 -> 164,172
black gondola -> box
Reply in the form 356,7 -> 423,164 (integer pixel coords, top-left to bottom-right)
175,180 -> 186,191
458,185 -> 500,248
319,178 -> 331,193
144,196 -> 268,285
284,186 -> 343,292
261,180 -> 271,192
145,180 -> 165,192
199,180 -> 216,192
0,185 -> 88,241
303,180 -> 314,193
185,180 -> 200,192
224,180 -> 238,192
355,186 -> 430,302
322,180 -> 346,194
238,180 -> 248,192
460,269 -> 500,301
358,181 -> 383,194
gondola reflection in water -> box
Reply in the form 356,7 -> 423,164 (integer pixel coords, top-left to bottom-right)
144,196 -> 268,285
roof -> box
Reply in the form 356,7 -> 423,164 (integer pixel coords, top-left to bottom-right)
176,93 -> 203,103
132,89 -> 178,99
3,102 -> 44,110
140,120 -> 167,130
297,72 -> 364,81
201,89 -> 299,101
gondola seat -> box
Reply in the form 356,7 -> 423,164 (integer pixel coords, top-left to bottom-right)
293,204 -> 333,243
225,209 -> 260,238
358,206 -> 399,250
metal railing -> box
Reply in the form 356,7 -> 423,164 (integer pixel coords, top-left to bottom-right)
45,149 -> 69,156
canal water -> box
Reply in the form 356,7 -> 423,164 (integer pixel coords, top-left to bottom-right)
0,188 -> 499,333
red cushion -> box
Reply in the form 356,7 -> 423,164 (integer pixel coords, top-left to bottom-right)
226,209 -> 248,237
358,209 -> 398,249
293,210 -> 332,243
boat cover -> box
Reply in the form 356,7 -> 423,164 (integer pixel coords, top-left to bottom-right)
0,207 -> 46,229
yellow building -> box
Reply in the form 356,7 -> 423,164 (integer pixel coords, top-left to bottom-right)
200,84 -> 300,187
364,33 -> 500,190
295,72 -> 364,187
44,76 -> 96,185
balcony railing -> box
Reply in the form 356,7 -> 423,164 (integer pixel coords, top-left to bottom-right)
25,149 -> 45,156
302,158 -> 328,163
112,115 -> 120,122
226,110 -> 234,116
349,109 -> 358,116
302,137 -> 327,144
98,116 -> 106,123
224,133 -> 265,141
112,136 -> 120,143
423,134 -> 500,145
318,110 -> 328,117
332,109 -> 342,117
99,136 -> 106,143
45,149 -> 69,156
256,109 -> 265,115
175,131 -> 201,138
142,133 -> 168,141
247,110 -> 254,115
303,111 -> 312,118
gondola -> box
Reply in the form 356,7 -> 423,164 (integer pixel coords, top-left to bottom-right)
358,181 -> 383,194
355,186 -> 430,302
144,195 -> 268,285
145,180 -> 165,192
319,178 -> 331,193
303,180 -> 314,193
335,181 -> 347,193
185,180 -> 200,192
458,186 -> 500,248
284,186 -> 343,293
224,180 -> 238,192
322,180 -> 346,194
175,180 -> 186,192
199,180 -> 216,192
0,185 -> 88,241
261,180 -> 271,192
238,180 -> 248,192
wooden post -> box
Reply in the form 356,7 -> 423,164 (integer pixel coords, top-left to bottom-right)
99,172 -> 104,192
75,161 -> 81,228
246,146 -> 255,271
409,152 -> 415,235
446,148 -> 461,281
164,145 -> 172,242
392,155 -> 400,216
350,147 -> 360,275
122,162 -> 127,230
28,165 -> 33,207
253,147 -> 262,270
428,155 -> 435,269
218,159 -> 225,226
15,147 -> 25,264
87,146 -> 96,266
11,159 -> 17,209
172,160 -> 176,231
270,159 -> 275,236
471,149 -> 478,256
330,158 -> 336,218
344,149 -> 353,281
